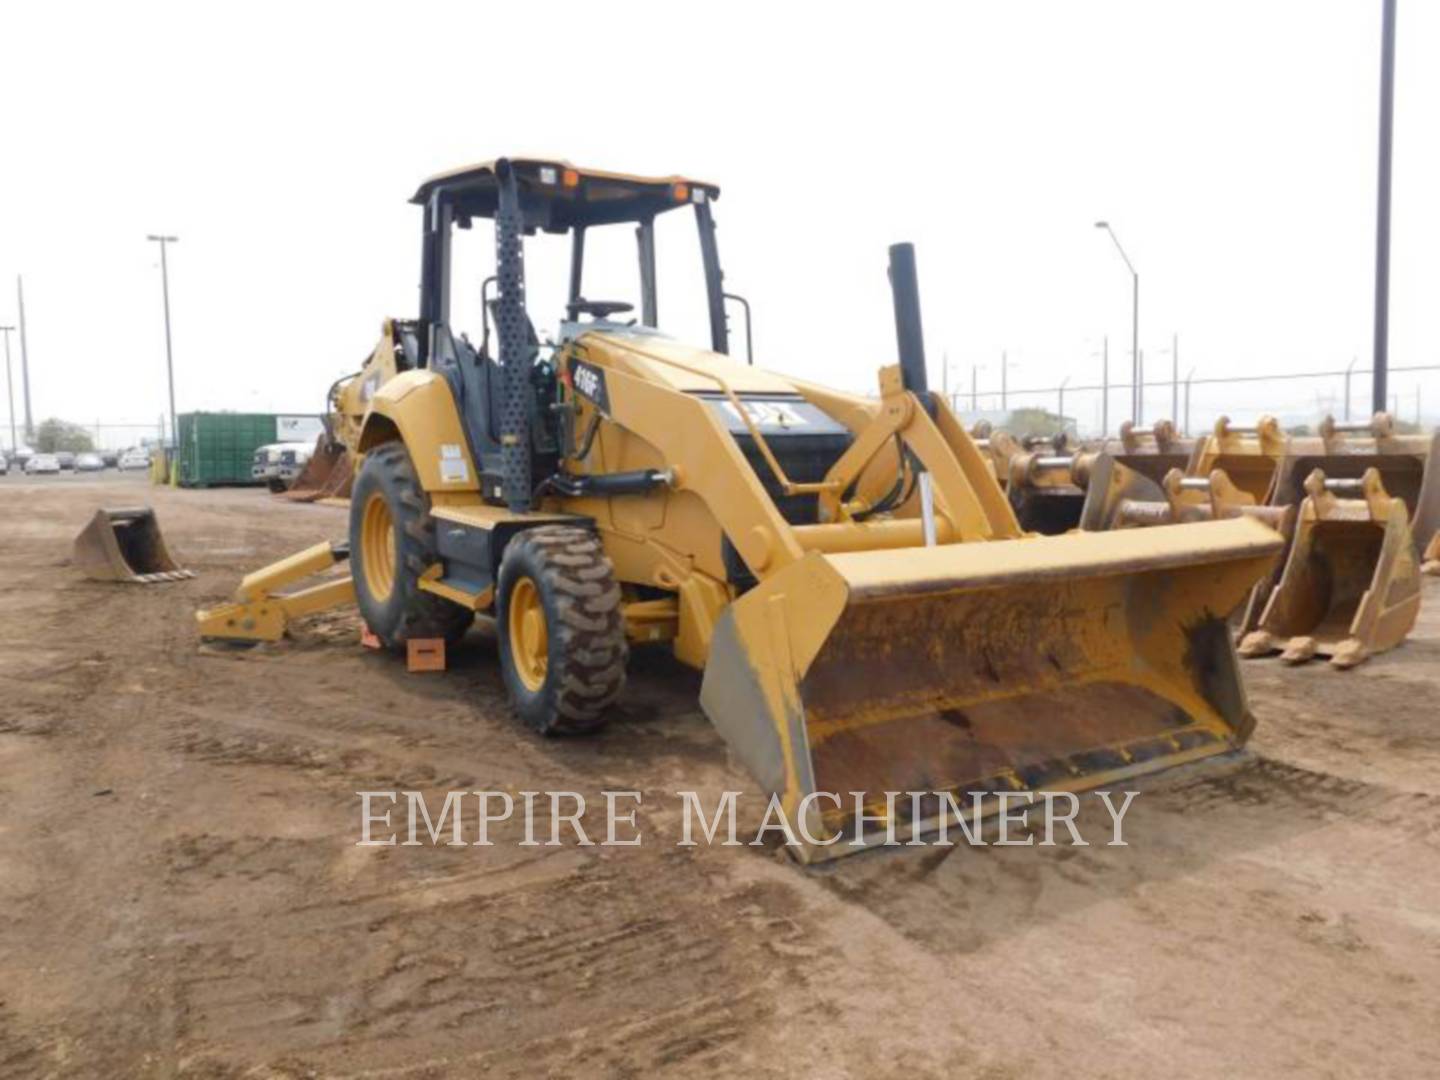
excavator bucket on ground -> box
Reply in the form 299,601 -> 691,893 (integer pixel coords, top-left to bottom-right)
1000,421 -> 1194,535
968,421 -> 1020,491
1267,415 -> 1440,562
280,435 -> 354,503
1238,469 -> 1421,668
1000,434 -> 1095,535
72,508 -> 195,583
1108,419 -> 1196,485
701,517 -> 1283,861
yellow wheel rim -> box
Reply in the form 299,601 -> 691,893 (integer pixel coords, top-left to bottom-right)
508,576 -> 548,692
360,492 -> 396,602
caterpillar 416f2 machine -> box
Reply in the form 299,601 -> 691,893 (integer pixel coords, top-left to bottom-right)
198,158 -> 1283,859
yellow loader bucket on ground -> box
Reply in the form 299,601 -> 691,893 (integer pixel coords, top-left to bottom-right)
72,508 -> 195,584
1238,469 -> 1421,668
700,517 -> 1282,861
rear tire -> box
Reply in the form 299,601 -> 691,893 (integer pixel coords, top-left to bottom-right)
497,526 -> 627,734
349,442 -> 474,650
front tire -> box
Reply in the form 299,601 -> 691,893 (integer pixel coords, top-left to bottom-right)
497,526 -> 627,734
349,442 -> 474,650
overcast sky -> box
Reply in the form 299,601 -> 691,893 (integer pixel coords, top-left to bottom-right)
0,1 -> 1435,443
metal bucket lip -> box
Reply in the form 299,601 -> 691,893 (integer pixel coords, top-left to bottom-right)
824,516 -> 1284,599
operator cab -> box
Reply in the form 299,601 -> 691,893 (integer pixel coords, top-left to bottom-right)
407,157 -> 746,508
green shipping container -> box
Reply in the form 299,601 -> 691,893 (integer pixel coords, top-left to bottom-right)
176,412 -> 278,488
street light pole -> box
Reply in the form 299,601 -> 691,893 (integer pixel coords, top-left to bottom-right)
1101,336 -> 1109,436
1094,221 -> 1139,424
0,325 -> 15,451
146,235 -> 180,447
1371,0 -> 1398,415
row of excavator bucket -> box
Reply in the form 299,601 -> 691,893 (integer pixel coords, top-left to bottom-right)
974,412 -> 1438,668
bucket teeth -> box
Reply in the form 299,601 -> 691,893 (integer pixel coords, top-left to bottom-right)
1236,630 -> 1278,658
1279,636 -> 1319,664
1328,640 -> 1370,669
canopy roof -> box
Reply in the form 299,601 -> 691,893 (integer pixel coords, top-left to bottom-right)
410,157 -> 720,229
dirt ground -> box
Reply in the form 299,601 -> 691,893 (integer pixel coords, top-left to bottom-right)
1,472 -> 1438,1078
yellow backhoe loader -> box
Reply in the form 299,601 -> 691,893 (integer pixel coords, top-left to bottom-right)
197,158 -> 1283,858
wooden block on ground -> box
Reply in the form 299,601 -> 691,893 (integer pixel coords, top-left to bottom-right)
407,638 -> 446,673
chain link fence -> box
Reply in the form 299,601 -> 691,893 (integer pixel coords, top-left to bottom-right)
947,363 -> 1440,437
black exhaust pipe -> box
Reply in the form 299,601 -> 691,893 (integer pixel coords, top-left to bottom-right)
887,243 -> 932,413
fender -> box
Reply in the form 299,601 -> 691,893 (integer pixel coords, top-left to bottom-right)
358,370 -> 480,493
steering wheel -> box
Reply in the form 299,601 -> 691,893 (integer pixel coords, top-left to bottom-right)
567,298 -> 634,321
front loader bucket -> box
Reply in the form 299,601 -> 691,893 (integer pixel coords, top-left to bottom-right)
700,517 -> 1283,861
1238,470 -> 1420,668
281,439 -> 353,503
72,508 -> 195,584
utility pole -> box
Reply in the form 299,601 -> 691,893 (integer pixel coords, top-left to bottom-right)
16,277 -> 33,441
970,364 -> 978,412
1345,357 -> 1357,421
1095,222 -> 1139,423
146,235 -> 180,446
1184,368 -> 1195,436
1058,377 -> 1069,429
1171,334 -> 1179,424
0,325 -> 15,451
1001,351 -> 1008,412
1138,349 -> 1145,424
1371,0 -> 1398,416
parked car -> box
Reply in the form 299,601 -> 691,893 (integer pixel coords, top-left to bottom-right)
251,441 -> 313,491
275,442 -> 315,487
25,453 -> 61,475
55,451 -> 76,470
118,449 -> 151,471
75,452 -> 106,472
251,444 -> 282,485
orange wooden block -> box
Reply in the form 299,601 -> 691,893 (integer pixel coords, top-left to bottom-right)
407,638 -> 446,673
360,625 -> 382,650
